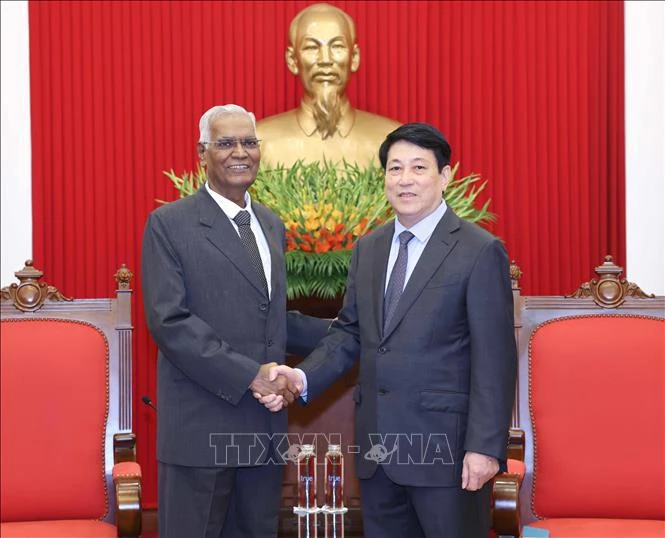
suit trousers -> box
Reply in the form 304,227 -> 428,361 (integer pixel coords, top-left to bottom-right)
158,457 -> 284,538
359,465 -> 491,538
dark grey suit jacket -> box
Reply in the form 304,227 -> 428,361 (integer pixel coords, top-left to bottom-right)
299,208 -> 517,487
142,187 -> 325,467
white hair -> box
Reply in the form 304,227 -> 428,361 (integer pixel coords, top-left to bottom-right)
198,104 -> 257,142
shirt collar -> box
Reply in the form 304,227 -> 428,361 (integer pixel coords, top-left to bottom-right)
295,99 -> 356,138
205,182 -> 254,221
394,200 -> 448,243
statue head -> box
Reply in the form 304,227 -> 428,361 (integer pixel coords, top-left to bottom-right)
257,3 -> 400,167
286,3 -> 360,138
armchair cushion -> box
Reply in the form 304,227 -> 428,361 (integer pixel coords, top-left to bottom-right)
528,518 -> 665,537
0,520 -> 117,537
507,458 -> 526,483
529,315 -> 664,520
112,462 -> 142,481
0,319 -> 109,522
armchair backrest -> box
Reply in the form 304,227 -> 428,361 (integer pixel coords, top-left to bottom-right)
511,256 -> 665,523
0,261 -> 134,525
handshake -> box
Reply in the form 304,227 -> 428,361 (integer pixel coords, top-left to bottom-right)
250,362 -> 304,413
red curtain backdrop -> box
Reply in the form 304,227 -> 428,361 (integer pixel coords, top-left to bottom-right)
28,0 -> 624,507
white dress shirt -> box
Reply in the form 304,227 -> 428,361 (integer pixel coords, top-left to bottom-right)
205,182 -> 272,298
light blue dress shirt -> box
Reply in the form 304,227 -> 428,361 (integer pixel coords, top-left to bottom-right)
385,201 -> 448,292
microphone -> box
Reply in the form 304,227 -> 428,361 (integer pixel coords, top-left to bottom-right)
142,395 -> 157,412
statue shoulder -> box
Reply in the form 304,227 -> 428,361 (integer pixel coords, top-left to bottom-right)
352,110 -> 401,136
256,110 -> 300,136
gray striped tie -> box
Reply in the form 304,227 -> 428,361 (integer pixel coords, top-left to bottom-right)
383,231 -> 414,331
233,210 -> 268,295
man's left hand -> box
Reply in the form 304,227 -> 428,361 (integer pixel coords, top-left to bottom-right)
461,451 -> 499,491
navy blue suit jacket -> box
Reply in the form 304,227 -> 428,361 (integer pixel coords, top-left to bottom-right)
299,209 -> 517,487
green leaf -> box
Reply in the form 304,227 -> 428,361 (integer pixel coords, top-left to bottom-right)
161,159 -> 495,298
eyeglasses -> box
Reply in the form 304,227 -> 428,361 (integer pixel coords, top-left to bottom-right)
201,138 -> 261,151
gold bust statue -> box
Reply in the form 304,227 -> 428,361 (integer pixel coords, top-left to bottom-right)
256,3 -> 401,168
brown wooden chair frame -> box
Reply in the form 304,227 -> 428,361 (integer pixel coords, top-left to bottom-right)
510,255 -> 664,527
0,260 -> 142,537
491,429 -> 525,536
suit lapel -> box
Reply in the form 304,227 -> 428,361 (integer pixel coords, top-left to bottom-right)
253,203 -> 284,301
381,209 -> 461,342
371,222 -> 395,338
196,188 -> 269,297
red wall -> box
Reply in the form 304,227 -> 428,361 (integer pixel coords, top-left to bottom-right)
28,0 -> 625,506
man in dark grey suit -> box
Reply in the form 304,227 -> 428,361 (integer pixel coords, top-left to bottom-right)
261,123 -> 517,537
142,104 -> 327,537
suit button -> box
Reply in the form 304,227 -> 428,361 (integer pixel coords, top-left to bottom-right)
378,389 -> 388,395
378,346 -> 387,354
267,339 -> 274,347
259,303 -> 269,311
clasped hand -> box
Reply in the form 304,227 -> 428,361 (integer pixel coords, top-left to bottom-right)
250,363 -> 302,412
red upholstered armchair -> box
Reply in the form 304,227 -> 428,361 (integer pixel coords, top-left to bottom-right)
512,256 -> 665,537
0,261 -> 142,537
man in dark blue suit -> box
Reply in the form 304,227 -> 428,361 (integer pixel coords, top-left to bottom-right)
142,104 -> 327,537
261,123 -> 517,537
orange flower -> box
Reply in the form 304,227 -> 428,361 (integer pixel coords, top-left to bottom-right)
300,243 -> 312,252
352,218 -> 369,236
315,241 -> 331,253
343,234 -> 352,249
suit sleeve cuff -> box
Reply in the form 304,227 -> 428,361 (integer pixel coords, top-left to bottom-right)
294,368 -> 308,401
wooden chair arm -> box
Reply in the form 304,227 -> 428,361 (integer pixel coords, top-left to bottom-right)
507,428 -> 525,462
113,462 -> 142,538
114,432 -> 137,464
492,472 -> 521,537
113,433 -> 141,537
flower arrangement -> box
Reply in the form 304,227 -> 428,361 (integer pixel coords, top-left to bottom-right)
162,160 -> 494,299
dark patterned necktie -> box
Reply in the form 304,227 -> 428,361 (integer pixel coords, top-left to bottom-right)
233,210 -> 268,294
383,231 -> 414,331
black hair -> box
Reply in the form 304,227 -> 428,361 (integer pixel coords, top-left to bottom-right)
378,122 -> 451,172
